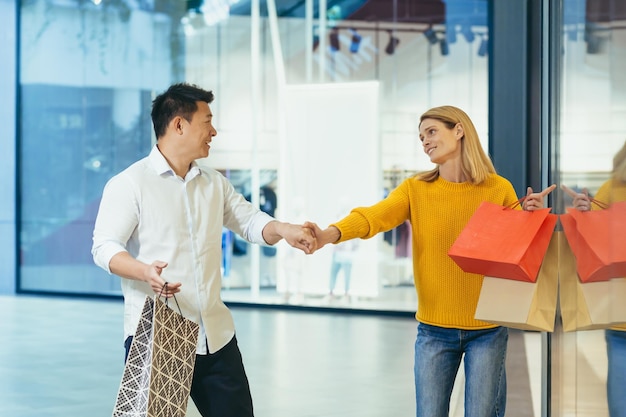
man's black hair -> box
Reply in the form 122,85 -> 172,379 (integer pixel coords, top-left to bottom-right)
151,83 -> 214,139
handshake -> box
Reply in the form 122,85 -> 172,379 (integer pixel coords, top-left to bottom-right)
278,221 -> 341,255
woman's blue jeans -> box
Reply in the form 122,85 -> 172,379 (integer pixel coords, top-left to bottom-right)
606,329 -> 626,417
414,323 -> 508,417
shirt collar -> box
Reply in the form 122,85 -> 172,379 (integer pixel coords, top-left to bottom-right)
148,145 -> 201,180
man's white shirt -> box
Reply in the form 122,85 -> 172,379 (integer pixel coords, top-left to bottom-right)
92,146 -> 273,354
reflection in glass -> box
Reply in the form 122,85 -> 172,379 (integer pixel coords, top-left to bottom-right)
219,169 -> 278,292
560,141 -> 626,417
18,0 -> 182,293
558,1 -> 626,415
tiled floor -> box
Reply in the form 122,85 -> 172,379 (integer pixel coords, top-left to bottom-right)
0,294 -> 610,417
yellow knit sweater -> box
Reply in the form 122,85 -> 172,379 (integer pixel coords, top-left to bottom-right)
332,174 -> 519,329
593,178 -> 626,332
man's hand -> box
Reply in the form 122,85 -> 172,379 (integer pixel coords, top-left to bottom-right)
290,224 -> 317,254
143,261 -> 181,297
303,222 -> 341,254
109,252 -> 181,297
523,184 -> 557,211
264,222 -> 317,254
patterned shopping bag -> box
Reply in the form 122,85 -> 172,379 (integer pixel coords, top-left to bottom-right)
112,295 -> 199,417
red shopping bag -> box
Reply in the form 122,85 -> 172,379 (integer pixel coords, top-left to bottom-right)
560,200 -> 626,283
448,200 -> 557,282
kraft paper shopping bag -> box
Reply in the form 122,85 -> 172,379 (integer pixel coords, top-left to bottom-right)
559,231 -> 626,331
611,278 -> 626,325
474,231 -> 559,331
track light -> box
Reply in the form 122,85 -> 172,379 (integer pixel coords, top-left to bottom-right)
446,26 -> 457,44
329,27 -> 340,52
349,28 -> 362,53
477,37 -> 488,57
586,35 -> 602,54
423,27 -> 439,45
461,25 -> 475,43
312,25 -> 320,51
440,39 -> 449,56
385,30 -> 400,55
584,27 -> 603,54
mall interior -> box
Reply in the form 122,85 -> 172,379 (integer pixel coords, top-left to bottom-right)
1,0 -> 625,416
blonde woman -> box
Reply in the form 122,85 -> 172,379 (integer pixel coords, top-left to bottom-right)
306,105 -> 555,417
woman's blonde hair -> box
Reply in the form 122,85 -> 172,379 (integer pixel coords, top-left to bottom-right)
415,105 -> 496,184
612,140 -> 626,183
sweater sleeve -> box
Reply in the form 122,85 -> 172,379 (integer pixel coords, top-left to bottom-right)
331,181 -> 411,243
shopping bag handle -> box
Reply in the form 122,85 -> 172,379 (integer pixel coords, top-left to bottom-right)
158,282 -> 184,316
505,197 -> 526,210
590,198 -> 609,210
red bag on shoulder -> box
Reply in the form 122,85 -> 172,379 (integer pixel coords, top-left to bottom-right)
560,200 -> 626,283
448,200 -> 557,282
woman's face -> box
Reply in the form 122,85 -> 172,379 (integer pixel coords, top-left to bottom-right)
419,118 -> 464,164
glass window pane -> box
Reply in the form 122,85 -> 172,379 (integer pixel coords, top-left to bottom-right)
18,0 -> 490,315
18,1 -> 183,294
556,1 -> 626,415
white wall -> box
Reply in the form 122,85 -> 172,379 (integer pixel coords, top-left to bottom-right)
277,82 -> 381,297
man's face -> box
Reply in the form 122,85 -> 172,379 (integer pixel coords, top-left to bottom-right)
183,101 -> 217,160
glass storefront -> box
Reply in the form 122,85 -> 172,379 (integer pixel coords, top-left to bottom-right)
17,0 -> 489,313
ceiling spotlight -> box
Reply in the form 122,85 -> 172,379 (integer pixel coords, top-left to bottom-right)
461,25 -> 475,43
446,26 -> 457,44
477,37 -> 488,57
584,27 -> 604,54
312,25 -> 320,51
329,27 -> 340,52
350,28 -> 362,53
423,27 -> 439,45
586,35 -> 602,54
385,30 -> 400,55
440,39 -> 449,56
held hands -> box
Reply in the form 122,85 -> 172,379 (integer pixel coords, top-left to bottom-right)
281,223 -> 318,254
280,222 -> 338,255
301,222 -> 340,254
522,184 -> 557,211
561,184 -> 592,211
